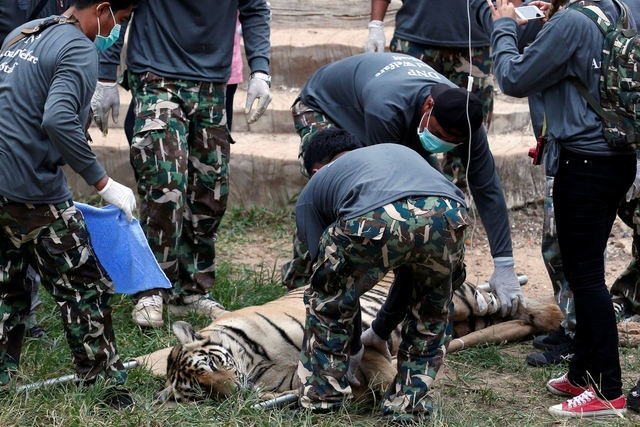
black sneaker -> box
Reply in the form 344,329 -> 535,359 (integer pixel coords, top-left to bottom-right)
628,381 -> 640,412
27,324 -> 46,339
526,342 -> 574,367
102,387 -> 135,410
532,328 -> 571,351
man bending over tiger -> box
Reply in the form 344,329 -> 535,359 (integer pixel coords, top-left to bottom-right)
295,128 -> 472,422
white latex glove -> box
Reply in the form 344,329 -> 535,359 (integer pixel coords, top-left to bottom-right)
489,256 -> 526,317
91,81 -> 120,136
97,177 -> 136,222
365,20 -> 385,53
244,72 -> 272,124
345,345 -> 364,387
361,326 -> 392,362
625,157 -> 640,201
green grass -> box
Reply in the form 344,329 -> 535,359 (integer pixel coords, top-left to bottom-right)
2,205 -> 640,425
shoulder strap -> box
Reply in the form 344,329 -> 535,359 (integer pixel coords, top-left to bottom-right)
28,0 -> 50,21
568,76 -> 617,121
1,15 -> 78,54
568,0 -> 628,33
566,0 -> 627,123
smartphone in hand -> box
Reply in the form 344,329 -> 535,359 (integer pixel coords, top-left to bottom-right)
515,5 -> 545,20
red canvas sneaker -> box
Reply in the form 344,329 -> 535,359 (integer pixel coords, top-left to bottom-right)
546,373 -> 588,397
549,388 -> 627,418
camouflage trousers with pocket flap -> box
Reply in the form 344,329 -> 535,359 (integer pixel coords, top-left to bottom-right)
129,72 -> 231,300
298,196 -> 468,419
0,198 -> 126,385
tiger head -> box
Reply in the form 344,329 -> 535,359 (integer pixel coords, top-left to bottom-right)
156,321 -> 239,401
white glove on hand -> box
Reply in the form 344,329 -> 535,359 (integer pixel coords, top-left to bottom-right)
361,326 -> 392,361
489,257 -> 526,317
365,20 -> 385,53
91,81 -> 120,136
346,345 -> 364,387
625,157 -> 640,201
244,73 -> 272,124
97,177 -> 136,222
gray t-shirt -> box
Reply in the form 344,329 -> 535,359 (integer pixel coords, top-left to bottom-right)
300,52 -> 513,259
296,144 -> 466,260
0,19 -> 104,203
126,0 -> 270,81
492,0 -> 637,156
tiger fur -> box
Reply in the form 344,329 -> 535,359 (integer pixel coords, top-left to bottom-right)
154,276 -> 562,402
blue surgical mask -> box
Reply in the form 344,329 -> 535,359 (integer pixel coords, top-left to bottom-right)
94,7 -> 120,51
417,110 -> 459,153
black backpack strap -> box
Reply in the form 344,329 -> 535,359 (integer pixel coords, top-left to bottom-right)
28,0 -> 50,21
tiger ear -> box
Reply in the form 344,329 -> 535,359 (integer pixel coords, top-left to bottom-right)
172,321 -> 202,344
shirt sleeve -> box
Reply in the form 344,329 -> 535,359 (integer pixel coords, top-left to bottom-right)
464,128 -> 514,258
42,38 -> 106,186
238,0 -> 271,74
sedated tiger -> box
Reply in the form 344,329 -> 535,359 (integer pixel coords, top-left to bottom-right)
151,275 -> 561,402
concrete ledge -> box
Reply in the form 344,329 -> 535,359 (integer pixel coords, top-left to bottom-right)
67,128 -> 544,211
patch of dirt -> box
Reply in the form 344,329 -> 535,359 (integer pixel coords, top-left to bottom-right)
465,202 -> 633,301
221,202 -> 634,302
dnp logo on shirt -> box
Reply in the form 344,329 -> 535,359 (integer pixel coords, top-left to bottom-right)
374,55 -> 442,80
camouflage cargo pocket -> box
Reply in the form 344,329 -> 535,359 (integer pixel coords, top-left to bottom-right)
340,216 -> 387,240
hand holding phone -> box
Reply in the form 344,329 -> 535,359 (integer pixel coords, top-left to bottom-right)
515,5 -> 545,20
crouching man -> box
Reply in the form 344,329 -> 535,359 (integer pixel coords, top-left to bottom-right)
295,128 -> 469,422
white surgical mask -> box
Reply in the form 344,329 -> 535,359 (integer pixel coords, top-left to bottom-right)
417,110 -> 459,153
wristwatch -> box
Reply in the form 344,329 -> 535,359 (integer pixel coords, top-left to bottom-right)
251,71 -> 271,88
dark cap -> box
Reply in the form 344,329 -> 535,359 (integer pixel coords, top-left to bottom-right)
429,83 -> 483,137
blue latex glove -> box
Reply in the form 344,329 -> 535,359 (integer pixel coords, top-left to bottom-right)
489,256 -> 526,317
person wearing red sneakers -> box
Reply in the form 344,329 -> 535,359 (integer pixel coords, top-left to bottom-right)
547,373 -> 626,417
489,0 -> 636,417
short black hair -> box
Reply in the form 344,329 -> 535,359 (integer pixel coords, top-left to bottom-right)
70,0 -> 139,11
303,128 -> 364,176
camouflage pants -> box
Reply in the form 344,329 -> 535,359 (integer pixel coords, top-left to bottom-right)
0,198 -> 126,385
390,37 -> 494,189
541,176 -> 575,334
611,197 -> 640,313
298,196 -> 467,419
129,72 -> 231,301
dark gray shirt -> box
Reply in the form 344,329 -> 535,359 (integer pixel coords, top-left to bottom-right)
126,0 -> 270,82
296,144 -> 466,260
390,0 -> 493,47
0,20 -> 104,203
300,52 -> 513,258
492,0 -> 637,156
